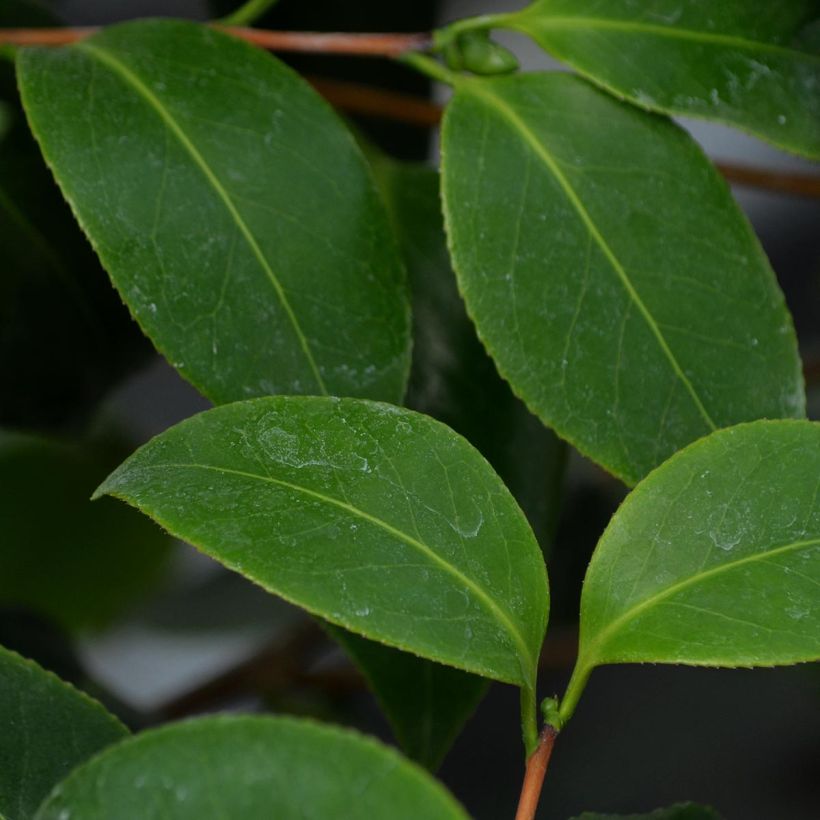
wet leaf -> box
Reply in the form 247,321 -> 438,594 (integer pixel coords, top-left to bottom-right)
0,645 -> 126,820
17,19 -> 410,405
567,421 -> 820,720
95,397 -> 548,692
35,716 -> 468,819
441,72 -> 803,485
374,155 -> 566,549
505,0 -> 820,158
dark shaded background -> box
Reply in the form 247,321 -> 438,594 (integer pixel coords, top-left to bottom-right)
3,1 -> 819,818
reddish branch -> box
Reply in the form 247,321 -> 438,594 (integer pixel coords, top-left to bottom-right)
3,26 -> 818,201
716,163 -> 820,199
0,26 -> 431,56
515,725 -> 558,820
309,77 -> 442,128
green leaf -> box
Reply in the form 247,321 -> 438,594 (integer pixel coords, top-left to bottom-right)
35,716 -> 468,819
441,72 -> 803,486
17,19 -> 410,405
325,624 -> 487,771
0,645 -> 127,820
570,804 -> 722,820
319,154 -> 563,767
94,396 -> 548,693
0,432 -> 170,632
504,0 -> 820,158
373,153 -> 566,549
562,420 -> 820,723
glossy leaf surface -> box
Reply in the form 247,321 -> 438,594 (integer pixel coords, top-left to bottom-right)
95,397 -> 548,691
375,155 -> 566,549
568,421 -> 820,719
571,804 -> 721,820
506,0 -> 820,158
17,20 -> 410,405
0,432 -> 170,632
36,716 -> 468,819
442,72 -> 803,485
326,624 -> 487,770
0,646 -> 126,820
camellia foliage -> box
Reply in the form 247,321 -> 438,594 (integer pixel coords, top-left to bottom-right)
1,0 -> 818,818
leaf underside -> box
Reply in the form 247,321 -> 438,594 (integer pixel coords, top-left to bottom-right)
508,0 -> 820,158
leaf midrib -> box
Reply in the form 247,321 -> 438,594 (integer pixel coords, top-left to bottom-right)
581,536 -> 820,668
110,459 -> 537,685
517,14 -> 820,64
76,41 -> 328,395
463,82 -> 717,432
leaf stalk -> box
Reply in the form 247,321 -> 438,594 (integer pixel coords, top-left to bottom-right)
220,0 -> 283,27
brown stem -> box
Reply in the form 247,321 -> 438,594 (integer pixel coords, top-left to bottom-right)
220,27 -> 432,56
308,77 -> 442,127
715,162 -> 820,199
515,725 -> 558,820
307,80 -> 820,201
0,26 -> 431,56
4,26 -> 820,200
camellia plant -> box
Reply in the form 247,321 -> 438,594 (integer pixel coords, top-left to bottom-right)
1,0 -> 818,818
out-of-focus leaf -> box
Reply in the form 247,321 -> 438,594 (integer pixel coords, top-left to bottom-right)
441,72 -> 804,485
0,645 -> 126,820
35,716 -> 468,819
17,19 -> 410,405
325,624 -> 487,771
505,0 -> 820,158
0,432 -> 171,632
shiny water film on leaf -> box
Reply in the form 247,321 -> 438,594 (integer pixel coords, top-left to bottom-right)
0,646 -> 127,820
94,397 -> 549,691
441,72 -> 803,485
16,19 -> 410,405
505,0 -> 820,158
563,420 -> 820,721
372,154 -> 567,552
35,716 -> 469,820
